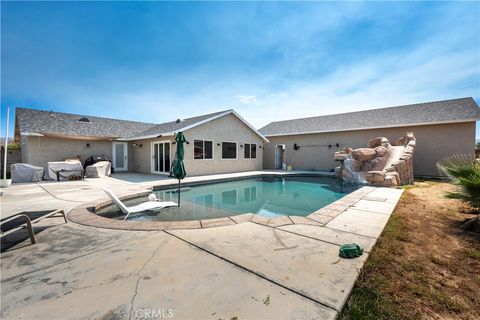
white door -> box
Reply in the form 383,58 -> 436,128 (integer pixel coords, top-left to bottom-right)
112,142 -> 128,171
151,141 -> 171,174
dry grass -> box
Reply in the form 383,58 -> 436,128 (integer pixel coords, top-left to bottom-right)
340,181 -> 480,320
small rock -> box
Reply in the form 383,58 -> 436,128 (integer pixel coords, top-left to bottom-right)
366,171 -> 385,182
351,148 -> 376,161
375,146 -> 388,157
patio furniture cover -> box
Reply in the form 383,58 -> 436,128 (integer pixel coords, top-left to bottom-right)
46,161 -> 83,180
86,161 -> 111,178
11,163 -> 44,183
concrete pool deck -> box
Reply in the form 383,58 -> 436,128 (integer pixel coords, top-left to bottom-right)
0,171 -> 402,319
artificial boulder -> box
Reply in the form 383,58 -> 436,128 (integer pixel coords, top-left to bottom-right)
351,148 -> 376,161
333,133 -> 416,187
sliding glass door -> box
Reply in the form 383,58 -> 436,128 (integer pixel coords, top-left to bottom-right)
152,142 -> 171,174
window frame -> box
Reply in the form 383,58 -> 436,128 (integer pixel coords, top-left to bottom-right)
244,142 -> 257,159
193,139 -> 214,160
221,141 -> 238,160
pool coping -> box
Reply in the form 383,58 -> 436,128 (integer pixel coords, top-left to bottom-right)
67,172 -> 377,231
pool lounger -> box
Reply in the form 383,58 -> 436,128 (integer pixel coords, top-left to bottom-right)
102,188 -> 178,220
0,209 -> 67,246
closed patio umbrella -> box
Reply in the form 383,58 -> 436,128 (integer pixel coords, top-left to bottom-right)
172,132 -> 187,206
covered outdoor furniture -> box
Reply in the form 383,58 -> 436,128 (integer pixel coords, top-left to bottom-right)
11,163 -> 44,183
102,188 -> 177,220
0,209 -> 67,247
86,161 -> 111,178
46,161 -> 84,180
84,155 -> 109,168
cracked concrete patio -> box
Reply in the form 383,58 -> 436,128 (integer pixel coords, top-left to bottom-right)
0,172 -> 402,319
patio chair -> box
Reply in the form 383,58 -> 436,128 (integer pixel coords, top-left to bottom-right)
0,209 -> 67,246
101,188 -> 177,220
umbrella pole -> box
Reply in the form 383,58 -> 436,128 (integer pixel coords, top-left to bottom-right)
177,179 -> 181,207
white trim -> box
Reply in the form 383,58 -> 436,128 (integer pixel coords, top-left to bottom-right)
150,140 -> 172,175
176,110 -> 269,142
193,139 -> 214,160
243,142 -> 258,159
263,119 -> 479,137
112,142 -> 128,171
121,110 -> 270,143
121,133 -> 174,142
20,131 -> 44,137
226,110 -> 270,143
221,141 -> 238,160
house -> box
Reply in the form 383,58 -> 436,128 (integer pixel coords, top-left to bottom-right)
14,108 -> 268,176
259,97 -> 480,177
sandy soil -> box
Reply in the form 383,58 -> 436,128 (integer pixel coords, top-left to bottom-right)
393,182 -> 480,319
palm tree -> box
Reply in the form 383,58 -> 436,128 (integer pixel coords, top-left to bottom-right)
437,154 -> 480,232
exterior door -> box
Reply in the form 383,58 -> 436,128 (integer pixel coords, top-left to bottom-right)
275,144 -> 286,169
112,142 -> 128,171
151,141 -> 171,174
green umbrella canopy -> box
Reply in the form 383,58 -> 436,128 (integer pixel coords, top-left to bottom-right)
173,132 -> 187,180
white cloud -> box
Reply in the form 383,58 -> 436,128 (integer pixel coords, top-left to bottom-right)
235,95 -> 257,104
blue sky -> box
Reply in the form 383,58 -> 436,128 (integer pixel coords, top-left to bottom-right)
1,1 -> 479,137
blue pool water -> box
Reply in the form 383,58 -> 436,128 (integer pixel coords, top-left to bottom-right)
97,176 -> 359,221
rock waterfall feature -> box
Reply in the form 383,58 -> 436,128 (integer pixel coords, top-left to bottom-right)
334,133 -> 416,187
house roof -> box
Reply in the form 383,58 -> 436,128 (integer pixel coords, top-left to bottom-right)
15,107 -> 269,142
123,109 -> 269,142
123,109 -> 230,140
15,108 -> 157,139
259,97 -> 480,137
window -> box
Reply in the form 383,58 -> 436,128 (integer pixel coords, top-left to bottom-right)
244,186 -> 257,202
222,142 -> 237,159
194,140 -> 213,159
222,190 -> 237,206
244,143 -> 257,159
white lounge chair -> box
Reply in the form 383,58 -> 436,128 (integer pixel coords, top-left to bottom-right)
102,188 -> 177,220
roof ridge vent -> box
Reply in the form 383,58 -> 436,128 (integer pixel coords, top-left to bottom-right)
176,118 -> 182,124
78,117 -> 90,122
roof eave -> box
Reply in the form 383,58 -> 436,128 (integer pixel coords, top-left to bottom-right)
177,110 -> 269,143
120,132 -> 175,141
262,118 -> 480,137
122,110 -> 270,143
20,131 -> 45,137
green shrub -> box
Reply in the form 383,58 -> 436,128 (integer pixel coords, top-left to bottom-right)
7,142 -> 21,150
437,154 -> 480,210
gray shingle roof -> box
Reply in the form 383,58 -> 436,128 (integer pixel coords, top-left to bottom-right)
124,110 -> 231,139
15,108 -> 231,140
15,108 -> 157,139
259,97 -> 480,136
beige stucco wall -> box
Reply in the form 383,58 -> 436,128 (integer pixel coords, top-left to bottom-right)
131,113 -> 264,176
129,137 -> 173,173
21,135 -> 113,168
263,122 -> 476,177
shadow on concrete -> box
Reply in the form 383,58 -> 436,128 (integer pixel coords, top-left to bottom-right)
108,172 -> 172,184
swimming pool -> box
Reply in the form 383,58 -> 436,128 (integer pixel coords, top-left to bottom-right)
96,176 -> 359,221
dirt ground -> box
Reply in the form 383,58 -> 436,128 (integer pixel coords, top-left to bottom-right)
340,181 -> 480,320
